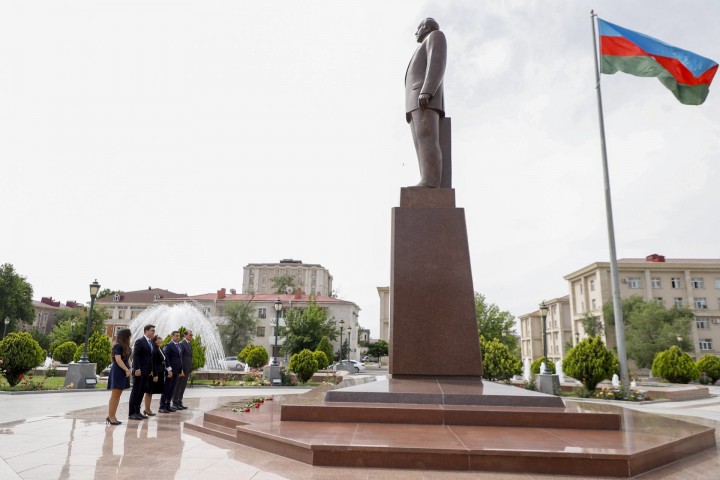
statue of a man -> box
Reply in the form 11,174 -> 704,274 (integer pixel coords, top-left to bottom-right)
405,17 -> 447,188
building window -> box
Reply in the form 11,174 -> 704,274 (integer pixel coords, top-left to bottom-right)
715,278 -> 720,289
671,277 -> 681,288
579,283 -> 583,294
154,294 -> 161,301
113,294 -> 121,302
692,278 -> 705,289
673,297 -> 684,308
697,318 -> 709,329
591,299 -> 597,310
590,279 -> 595,291
256,326 -> 266,337
651,278 -> 661,288
258,308 -> 267,318
694,298 -> 708,309
118,310 -> 125,320
628,277 -> 641,289
699,339 -> 713,351
654,297 -> 664,306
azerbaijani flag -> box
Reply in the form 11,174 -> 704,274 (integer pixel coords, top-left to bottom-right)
598,18 -> 718,105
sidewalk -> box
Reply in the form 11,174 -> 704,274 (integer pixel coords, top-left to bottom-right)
0,382 -> 717,479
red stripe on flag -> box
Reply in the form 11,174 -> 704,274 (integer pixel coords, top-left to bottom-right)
600,35 -> 645,56
652,56 -> 716,85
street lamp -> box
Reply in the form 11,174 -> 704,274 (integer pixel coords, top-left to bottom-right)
539,301 -> 549,373
270,298 -> 283,366
3,317 -> 9,338
338,319 -> 345,363
79,280 -> 101,364
677,334 -> 684,349
71,318 -> 76,339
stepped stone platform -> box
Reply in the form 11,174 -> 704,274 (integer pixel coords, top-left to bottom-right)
184,377 -> 716,477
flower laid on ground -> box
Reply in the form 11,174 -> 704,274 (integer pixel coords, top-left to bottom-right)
231,396 -> 273,414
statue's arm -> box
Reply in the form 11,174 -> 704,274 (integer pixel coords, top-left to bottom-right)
420,30 -> 447,105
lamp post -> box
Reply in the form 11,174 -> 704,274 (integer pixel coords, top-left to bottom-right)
677,334 -> 683,349
338,319 -> 345,363
539,301 -> 549,372
3,317 -> 9,338
79,280 -> 101,364
71,318 -> 76,340
271,298 -> 283,366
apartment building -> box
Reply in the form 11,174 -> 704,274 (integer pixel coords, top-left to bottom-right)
518,296 -> 572,365
564,254 -> 720,359
97,287 -> 188,338
242,259 -> 333,297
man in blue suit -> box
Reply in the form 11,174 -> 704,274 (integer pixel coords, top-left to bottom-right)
128,324 -> 155,420
159,331 -> 183,413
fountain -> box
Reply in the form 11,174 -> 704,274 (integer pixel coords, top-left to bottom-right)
556,358 -> 565,383
523,358 -> 531,381
127,303 -> 226,370
612,373 -> 620,387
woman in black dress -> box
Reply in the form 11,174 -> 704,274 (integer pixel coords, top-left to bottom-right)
143,334 -> 166,416
107,328 -> 132,425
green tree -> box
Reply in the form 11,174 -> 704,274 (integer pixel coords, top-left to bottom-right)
480,336 -> 522,382
219,300 -> 258,355
283,301 -> 337,355
652,346 -> 698,384
365,339 -> 389,359
72,332 -> 112,374
30,329 -> 51,353
0,264 -> 35,336
0,332 -> 45,386
315,337 -> 334,366
53,341 -> 78,364
530,357 -> 556,375
696,354 -> 720,383
238,343 -> 256,363
336,338 -> 350,362
581,313 -> 604,338
97,288 -> 120,299
270,275 -> 299,294
563,336 -> 616,393
603,296 -> 693,368
245,346 -> 269,369
288,349 -> 319,384
313,350 -> 329,370
49,305 -> 108,348
474,293 -> 519,356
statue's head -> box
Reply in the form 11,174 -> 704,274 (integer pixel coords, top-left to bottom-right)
415,18 -> 439,43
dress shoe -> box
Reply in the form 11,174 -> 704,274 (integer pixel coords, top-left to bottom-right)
168,406 -> 177,412
158,408 -> 170,413
143,410 -> 156,416
174,404 -> 187,410
128,414 -> 144,420
139,413 -> 149,419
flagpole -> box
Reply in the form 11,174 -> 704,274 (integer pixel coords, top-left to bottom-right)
590,10 -> 629,391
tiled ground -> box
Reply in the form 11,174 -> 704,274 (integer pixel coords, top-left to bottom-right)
0,386 -> 718,479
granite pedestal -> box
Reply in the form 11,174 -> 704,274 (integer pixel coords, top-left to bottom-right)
64,362 -> 97,389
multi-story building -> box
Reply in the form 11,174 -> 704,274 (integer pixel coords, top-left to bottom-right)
161,288 -> 362,361
518,296 -> 572,365
564,254 -> 720,359
242,259 -> 333,297
377,286 -> 390,341
97,287 -> 188,338
30,297 -> 82,334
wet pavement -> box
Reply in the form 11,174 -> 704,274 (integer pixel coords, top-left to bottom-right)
0,381 -> 718,479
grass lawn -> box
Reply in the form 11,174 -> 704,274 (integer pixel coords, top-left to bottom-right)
0,375 -> 107,391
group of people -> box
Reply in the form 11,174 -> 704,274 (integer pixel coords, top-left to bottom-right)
106,324 -> 194,425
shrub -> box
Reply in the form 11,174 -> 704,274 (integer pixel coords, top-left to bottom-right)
0,332 -> 45,386
238,343 -> 256,363
53,341 -> 78,364
563,336 -> 615,392
72,333 -> 112,374
316,337 -> 334,367
696,354 -> 720,384
288,349 -> 319,384
480,336 -> 522,382
530,357 -> 556,375
313,350 -> 329,370
652,346 -> 698,384
245,346 -> 269,369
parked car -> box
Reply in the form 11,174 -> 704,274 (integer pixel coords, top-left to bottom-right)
361,355 -> 378,363
329,360 -> 365,373
221,356 -> 246,371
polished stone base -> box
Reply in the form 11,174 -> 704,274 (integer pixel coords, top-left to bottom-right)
186,379 -> 716,477
536,373 -> 561,395
64,362 -> 97,389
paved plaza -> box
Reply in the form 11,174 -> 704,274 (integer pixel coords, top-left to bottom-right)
0,379 -> 719,479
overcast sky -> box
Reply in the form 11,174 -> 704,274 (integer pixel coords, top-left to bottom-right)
2,1 -> 719,337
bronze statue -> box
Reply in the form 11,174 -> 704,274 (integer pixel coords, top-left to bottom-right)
405,18 -> 447,188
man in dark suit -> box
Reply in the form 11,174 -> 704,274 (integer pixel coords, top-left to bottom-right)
128,324 -> 155,420
172,329 -> 193,410
405,17 -> 447,188
159,331 -> 183,413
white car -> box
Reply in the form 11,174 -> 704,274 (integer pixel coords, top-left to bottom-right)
330,360 -> 365,373
221,356 -> 246,371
